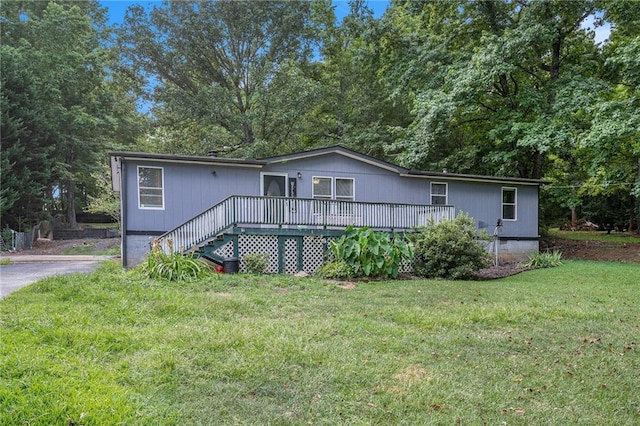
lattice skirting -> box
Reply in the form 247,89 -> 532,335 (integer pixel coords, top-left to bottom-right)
208,233 -> 413,275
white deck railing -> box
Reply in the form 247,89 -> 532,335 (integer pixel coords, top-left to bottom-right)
157,195 -> 455,254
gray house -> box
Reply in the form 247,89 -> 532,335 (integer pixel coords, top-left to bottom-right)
110,146 -> 545,272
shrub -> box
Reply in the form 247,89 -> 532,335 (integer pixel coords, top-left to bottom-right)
1,228 -> 13,250
138,239 -> 210,281
411,213 -> 491,280
243,253 -> 270,274
316,260 -> 354,279
521,250 -> 563,269
327,226 -> 413,279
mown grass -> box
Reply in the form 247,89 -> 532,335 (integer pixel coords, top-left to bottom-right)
1,260 -> 639,424
548,228 -> 640,244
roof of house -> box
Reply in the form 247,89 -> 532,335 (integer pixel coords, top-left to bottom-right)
110,146 -> 548,185
109,151 -> 266,167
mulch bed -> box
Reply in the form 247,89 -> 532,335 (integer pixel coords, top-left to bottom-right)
471,263 -> 530,280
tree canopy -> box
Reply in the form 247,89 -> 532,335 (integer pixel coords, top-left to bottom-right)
2,0 -> 638,231
1,0 -> 144,229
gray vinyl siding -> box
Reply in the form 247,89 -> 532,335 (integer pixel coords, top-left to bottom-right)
124,160 -> 260,232
447,181 -> 538,238
264,154 -> 416,203
123,153 -> 539,239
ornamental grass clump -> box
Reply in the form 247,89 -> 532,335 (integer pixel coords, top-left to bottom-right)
138,239 -> 210,281
411,213 -> 491,280
521,250 -> 563,269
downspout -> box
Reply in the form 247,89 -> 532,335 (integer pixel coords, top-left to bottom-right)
120,160 -> 128,269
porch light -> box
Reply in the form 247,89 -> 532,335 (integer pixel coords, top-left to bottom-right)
297,172 -> 302,179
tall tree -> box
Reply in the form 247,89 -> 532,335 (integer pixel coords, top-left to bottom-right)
307,0 -> 409,158
381,0 -> 602,180
119,0 -> 316,156
1,1 -> 142,229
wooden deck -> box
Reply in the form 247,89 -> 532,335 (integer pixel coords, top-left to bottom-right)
157,195 -> 455,254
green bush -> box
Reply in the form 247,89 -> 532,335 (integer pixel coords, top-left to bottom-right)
411,213 -> 491,280
327,226 -> 412,279
138,239 -> 210,281
316,260 -> 354,279
521,250 -> 563,269
242,253 -> 270,274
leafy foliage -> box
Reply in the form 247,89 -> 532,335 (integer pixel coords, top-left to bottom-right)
411,213 -> 491,280
118,0 -> 316,155
242,253 -> 270,275
328,226 -> 412,279
0,1 -> 143,230
315,259 -> 354,280
521,250 -> 563,269
138,239 -> 210,281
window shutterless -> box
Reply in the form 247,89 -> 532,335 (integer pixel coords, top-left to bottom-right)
138,166 -> 164,209
502,187 -> 516,220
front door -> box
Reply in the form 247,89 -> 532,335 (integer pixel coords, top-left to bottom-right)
262,174 -> 287,224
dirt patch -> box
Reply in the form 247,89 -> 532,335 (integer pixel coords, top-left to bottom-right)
8,238 -> 120,256
546,238 -> 640,264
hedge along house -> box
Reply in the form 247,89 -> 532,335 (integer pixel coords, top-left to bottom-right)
110,146 -> 546,272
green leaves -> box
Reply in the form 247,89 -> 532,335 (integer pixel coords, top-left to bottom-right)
327,226 -> 413,279
138,240 -> 210,281
0,1 -> 142,229
411,213 -> 491,280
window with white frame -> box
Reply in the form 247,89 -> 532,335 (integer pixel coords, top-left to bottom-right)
336,178 -> 355,201
502,187 -> 517,220
138,166 -> 164,209
430,182 -> 447,205
312,177 -> 332,199
312,177 -> 355,201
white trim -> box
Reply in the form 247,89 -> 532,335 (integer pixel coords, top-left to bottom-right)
502,187 -> 517,221
335,176 -> 355,201
430,182 -> 448,205
138,166 -> 165,210
312,176 -> 333,199
261,172 -> 289,197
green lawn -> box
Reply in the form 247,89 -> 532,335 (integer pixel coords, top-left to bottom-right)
1,261 -> 639,424
548,228 -> 640,244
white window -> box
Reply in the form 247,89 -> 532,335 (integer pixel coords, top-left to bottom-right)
312,177 -> 355,201
312,177 -> 332,199
430,182 -> 448,205
138,166 -> 164,209
336,178 -> 355,201
502,187 -> 517,220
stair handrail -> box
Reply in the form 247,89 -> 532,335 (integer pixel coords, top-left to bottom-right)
155,195 -> 456,255
156,196 -> 236,255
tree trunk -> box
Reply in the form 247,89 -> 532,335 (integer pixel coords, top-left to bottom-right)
65,179 -> 78,229
636,158 -> 640,233
65,146 -> 78,229
571,207 -> 577,229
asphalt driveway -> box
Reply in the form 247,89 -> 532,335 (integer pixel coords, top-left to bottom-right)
0,257 -> 106,299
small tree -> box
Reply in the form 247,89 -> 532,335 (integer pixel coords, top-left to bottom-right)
86,167 -> 120,226
412,213 -> 491,280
